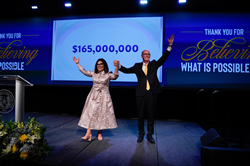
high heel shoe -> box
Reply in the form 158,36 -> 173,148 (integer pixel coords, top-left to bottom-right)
98,130 -> 102,141
98,135 -> 103,141
81,134 -> 92,142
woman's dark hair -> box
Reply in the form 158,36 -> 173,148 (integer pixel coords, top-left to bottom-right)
94,58 -> 109,74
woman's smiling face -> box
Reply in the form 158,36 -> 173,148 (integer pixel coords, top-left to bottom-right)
97,61 -> 104,72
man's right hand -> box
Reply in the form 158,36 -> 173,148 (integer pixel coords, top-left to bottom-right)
113,60 -> 120,67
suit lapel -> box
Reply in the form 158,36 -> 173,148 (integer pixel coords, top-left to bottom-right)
146,61 -> 151,75
137,62 -> 151,75
137,62 -> 144,75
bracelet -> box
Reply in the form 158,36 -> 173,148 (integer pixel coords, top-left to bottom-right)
76,62 -> 79,64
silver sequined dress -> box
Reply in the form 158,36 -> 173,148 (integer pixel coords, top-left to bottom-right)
78,66 -> 118,130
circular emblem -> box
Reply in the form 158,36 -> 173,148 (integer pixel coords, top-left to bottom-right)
0,89 -> 15,114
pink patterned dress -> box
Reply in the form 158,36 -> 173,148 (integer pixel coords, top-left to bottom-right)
78,66 -> 118,130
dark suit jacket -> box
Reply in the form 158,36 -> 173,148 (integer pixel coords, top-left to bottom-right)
119,50 -> 170,96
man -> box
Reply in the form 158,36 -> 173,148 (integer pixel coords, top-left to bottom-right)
114,34 -> 174,144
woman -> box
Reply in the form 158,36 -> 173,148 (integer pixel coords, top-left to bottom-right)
73,57 -> 119,141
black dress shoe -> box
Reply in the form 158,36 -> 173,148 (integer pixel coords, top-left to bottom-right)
147,136 -> 155,144
137,136 -> 143,143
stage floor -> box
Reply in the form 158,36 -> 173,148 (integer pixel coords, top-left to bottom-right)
3,113 -> 206,166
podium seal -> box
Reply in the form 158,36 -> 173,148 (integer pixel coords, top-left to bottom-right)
0,89 -> 15,114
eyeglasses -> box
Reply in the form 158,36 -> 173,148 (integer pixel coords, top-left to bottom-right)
97,63 -> 104,66
142,53 -> 151,55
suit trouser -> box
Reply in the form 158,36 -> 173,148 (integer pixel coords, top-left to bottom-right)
136,90 -> 157,137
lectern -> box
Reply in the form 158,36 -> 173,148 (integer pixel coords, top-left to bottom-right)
0,75 -> 33,122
